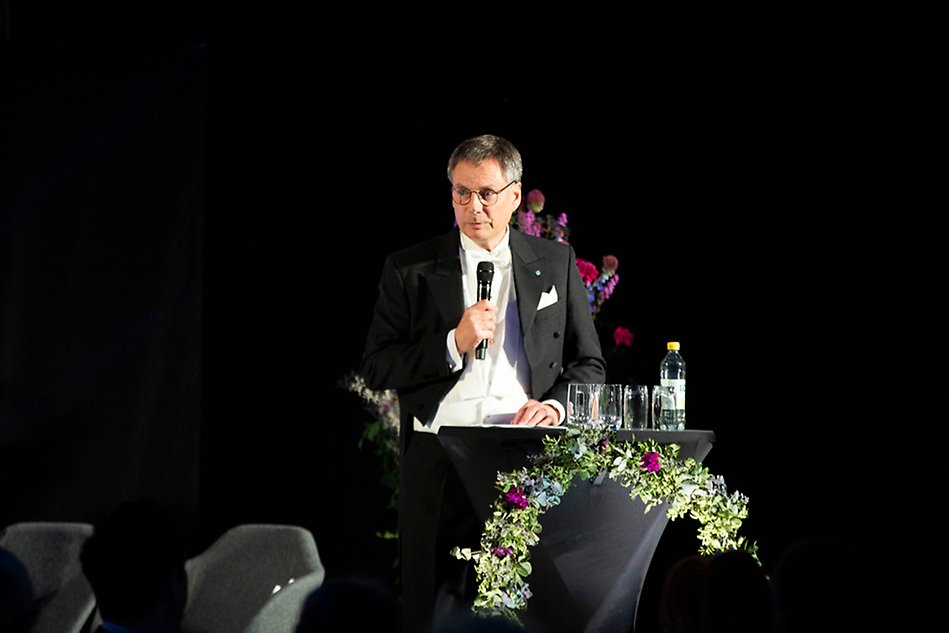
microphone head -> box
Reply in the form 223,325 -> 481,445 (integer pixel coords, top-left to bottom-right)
476,261 -> 494,283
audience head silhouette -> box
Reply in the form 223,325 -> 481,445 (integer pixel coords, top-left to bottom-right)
431,612 -> 528,633
705,548 -> 774,633
771,535 -> 883,633
659,549 -> 774,633
659,554 -> 710,633
80,498 -> 188,633
294,575 -> 401,632
0,546 -> 37,633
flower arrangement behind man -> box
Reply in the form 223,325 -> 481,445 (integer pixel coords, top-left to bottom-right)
515,189 -> 620,318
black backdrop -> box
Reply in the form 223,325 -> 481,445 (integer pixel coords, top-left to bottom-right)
2,4 -> 919,630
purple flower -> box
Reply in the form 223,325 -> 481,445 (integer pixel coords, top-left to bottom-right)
504,487 -> 529,509
491,546 -> 514,558
640,451 -> 661,473
600,274 -> 619,300
556,212 -> 568,227
517,209 -> 542,237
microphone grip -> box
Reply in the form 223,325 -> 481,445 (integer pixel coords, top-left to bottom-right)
476,279 -> 491,359
475,261 -> 494,361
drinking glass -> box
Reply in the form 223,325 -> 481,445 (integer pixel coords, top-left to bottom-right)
622,384 -> 649,429
652,385 -> 681,430
595,384 -> 624,428
567,383 -> 595,425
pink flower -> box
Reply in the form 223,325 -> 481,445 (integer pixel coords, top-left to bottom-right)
527,189 -> 545,213
576,258 -> 599,285
600,274 -> 619,301
491,546 -> 514,558
640,451 -> 661,473
612,326 -> 634,347
602,255 -> 618,273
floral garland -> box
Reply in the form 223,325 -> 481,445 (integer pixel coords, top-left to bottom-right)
451,424 -> 757,623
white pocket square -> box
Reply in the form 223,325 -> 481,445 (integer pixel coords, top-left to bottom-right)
537,286 -> 558,311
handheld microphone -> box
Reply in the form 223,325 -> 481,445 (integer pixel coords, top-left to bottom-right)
475,261 -> 494,360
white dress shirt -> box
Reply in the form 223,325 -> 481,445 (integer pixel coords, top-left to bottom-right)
415,227 -> 564,433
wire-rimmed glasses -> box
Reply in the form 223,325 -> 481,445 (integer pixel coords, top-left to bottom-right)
451,179 -> 518,206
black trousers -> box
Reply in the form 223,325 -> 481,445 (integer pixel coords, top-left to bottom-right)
399,431 -> 481,633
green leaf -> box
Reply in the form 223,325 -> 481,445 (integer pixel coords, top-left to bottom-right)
452,547 -> 474,560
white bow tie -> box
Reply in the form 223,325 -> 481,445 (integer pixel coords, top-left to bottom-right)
466,245 -> 512,269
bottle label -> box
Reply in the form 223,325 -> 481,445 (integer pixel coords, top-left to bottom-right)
660,378 -> 685,410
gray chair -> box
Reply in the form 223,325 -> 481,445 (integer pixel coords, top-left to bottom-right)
242,569 -> 325,633
0,522 -> 96,633
182,524 -> 325,633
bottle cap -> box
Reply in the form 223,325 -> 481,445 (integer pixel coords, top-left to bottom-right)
666,341 -> 680,350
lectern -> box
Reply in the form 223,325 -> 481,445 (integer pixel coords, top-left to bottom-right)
437,427 -> 715,633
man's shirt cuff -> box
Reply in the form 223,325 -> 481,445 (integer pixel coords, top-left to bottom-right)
446,328 -> 464,372
542,399 -> 565,425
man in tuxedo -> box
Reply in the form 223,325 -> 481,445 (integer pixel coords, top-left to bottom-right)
361,134 -> 606,631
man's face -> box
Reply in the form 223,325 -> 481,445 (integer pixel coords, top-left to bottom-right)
451,158 -> 521,251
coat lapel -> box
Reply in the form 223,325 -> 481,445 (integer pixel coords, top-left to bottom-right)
422,229 -> 465,328
421,228 -> 547,336
511,230 -> 546,336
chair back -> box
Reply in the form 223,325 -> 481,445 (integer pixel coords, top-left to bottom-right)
0,522 -> 96,633
242,569 -> 325,633
182,524 -> 324,633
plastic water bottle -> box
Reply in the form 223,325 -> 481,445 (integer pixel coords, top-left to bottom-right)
659,341 -> 686,430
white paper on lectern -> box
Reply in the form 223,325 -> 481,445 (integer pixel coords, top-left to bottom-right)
481,413 -> 516,426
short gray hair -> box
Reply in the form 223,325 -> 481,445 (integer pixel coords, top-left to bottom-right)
447,134 -> 523,183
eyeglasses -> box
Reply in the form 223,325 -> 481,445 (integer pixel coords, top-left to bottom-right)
451,180 -> 518,206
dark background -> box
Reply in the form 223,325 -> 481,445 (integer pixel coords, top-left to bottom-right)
2,3 -> 923,630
